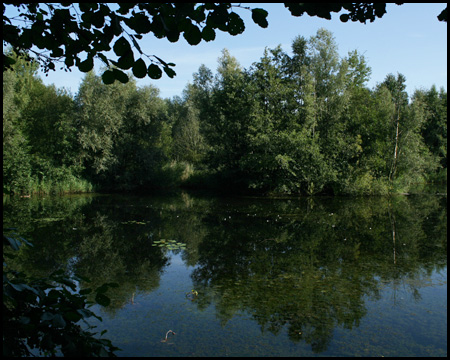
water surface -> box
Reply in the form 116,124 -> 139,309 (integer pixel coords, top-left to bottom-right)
3,191 -> 447,356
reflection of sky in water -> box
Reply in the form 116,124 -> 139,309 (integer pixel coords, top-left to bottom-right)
4,193 -> 447,356
92,252 -> 447,357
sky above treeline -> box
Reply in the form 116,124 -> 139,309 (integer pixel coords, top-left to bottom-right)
5,3 -> 447,99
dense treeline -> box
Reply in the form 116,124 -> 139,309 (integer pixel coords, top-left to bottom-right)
3,29 -> 447,196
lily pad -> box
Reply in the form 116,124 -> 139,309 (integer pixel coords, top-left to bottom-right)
152,239 -> 187,251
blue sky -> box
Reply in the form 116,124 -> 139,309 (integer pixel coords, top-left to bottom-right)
6,3 -> 447,99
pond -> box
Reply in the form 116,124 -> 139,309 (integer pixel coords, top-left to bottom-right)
3,191 -> 447,357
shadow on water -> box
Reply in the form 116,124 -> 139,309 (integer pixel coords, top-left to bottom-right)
3,190 -> 447,356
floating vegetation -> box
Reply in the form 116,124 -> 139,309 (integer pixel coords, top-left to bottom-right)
186,289 -> 198,300
32,217 -> 65,222
121,220 -> 147,225
152,239 -> 186,250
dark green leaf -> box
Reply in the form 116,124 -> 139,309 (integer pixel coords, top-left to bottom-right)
91,10 -> 105,28
97,53 -> 109,66
77,308 -> 95,319
113,36 -> 131,57
18,316 -> 30,325
163,66 -> 176,78
148,64 -> 162,79
112,68 -> 129,83
166,30 -> 180,42
79,288 -> 92,295
52,314 -> 66,328
183,24 -> 202,45
41,312 -> 55,321
116,50 -> 134,70
50,47 -> 64,57
437,7 -> 447,22
65,55 -> 74,67
227,12 -> 245,35
10,282 -> 39,295
95,283 -> 109,294
101,69 -> 115,84
374,3 -> 387,18
340,13 -> 349,22
284,3 -> 304,17
64,311 -> 82,322
251,8 -> 268,28
127,12 -> 152,34
78,56 -> 94,72
202,26 -> 216,41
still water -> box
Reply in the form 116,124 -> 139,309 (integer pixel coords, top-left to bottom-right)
3,191 -> 447,356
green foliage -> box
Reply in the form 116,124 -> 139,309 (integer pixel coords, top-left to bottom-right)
3,27 -> 447,196
3,231 -> 120,357
414,86 -> 447,169
182,29 -> 446,195
3,50 -> 92,195
169,98 -> 206,165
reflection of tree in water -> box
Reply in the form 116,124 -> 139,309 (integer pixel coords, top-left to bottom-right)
3,192 -> 216,317
73,208 -> 170,316
190,195 -> 447,353
4,192 -> 446,351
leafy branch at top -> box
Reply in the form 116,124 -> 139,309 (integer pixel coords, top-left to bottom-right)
3,3 -> 446,85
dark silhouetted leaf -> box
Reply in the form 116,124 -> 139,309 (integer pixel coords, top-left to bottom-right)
251,8 -> 268,28
112,68 -> 129,83
228,12 -> 245,35
163,66 -> 176,78
52,314 -> 66,328
201,26 -> 216,41
148,63 -> 162,79
78,56 -> 94,72
437,7 -> 447,22
183,24 -> 202,45
41,312 -> 55,321
101,69 -> 115,84
113,36 -> 131,56
340,13 -> 349,22
116,50 -> 134,70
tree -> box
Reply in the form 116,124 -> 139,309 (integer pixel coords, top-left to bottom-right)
75,70 -> 126,178
20,83 -> 77,168
206,49 -> 254,176
414,86 -> 447,169
3,49 -> 95,195
170,98 -> 206,165
3,52 -> 35,194
75,70 -> 171,190
380,73 -> 409,183
4,3 -> 446,84
111,84 -> 170,190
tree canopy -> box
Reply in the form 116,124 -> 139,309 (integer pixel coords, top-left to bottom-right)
3,29 -> 447,196
3,3 -> 447,84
